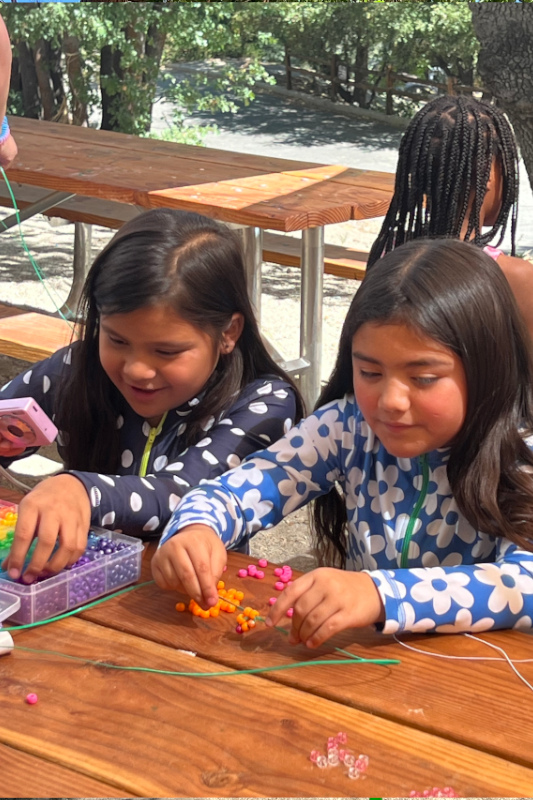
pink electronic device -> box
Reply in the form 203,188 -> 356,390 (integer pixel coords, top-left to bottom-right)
0,397 -> 58,447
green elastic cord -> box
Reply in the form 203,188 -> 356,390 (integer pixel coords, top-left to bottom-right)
0,166 -> 75,328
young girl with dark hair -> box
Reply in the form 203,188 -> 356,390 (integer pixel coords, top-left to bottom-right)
152,238 -> 533,645
1,208 -> 303,582
367,94 -> 533,339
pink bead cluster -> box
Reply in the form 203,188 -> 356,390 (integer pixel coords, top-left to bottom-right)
309,732 -> 369,779
273,564 -> 293,591
409,789 -> 459,797
238,562 -> 267,580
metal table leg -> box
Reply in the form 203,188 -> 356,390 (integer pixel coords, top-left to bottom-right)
239,226 -> 263,322
60,222 -> 92,319
299,226 -> 324,410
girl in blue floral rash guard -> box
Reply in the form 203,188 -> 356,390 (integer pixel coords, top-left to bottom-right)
152,238 -> 533,646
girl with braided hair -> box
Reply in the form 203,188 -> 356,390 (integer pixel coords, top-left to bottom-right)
367,94 -> 533,339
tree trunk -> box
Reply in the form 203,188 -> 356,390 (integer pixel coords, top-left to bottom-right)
352,43 -> 369,109
144,21 -> 167,134
470,3 -> 533,193
16,41 -> 40,119
34,39 -> 56,121
63,34 -> 88,126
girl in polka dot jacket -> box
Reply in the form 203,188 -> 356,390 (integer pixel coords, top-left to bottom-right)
1,209 -> 303,582
152,238 -> 533,645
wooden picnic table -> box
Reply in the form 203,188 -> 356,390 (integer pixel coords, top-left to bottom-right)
4,117 -> 394,407
1,487 -> 533,797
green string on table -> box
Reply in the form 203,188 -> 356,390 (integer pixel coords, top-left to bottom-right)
3,580 -> 400,673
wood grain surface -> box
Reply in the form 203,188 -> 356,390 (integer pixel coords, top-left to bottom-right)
2,617 -> 533,796
80,548 -> 533,773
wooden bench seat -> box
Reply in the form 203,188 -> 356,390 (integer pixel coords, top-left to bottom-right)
0,303 -> 77,362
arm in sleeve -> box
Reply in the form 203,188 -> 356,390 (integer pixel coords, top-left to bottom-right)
69,380 -> 300,537
365,538 -> 533,635
159,400 -> 351,550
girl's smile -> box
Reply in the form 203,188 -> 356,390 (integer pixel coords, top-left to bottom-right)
352,322 -> 468,458
99,304 -> 222,426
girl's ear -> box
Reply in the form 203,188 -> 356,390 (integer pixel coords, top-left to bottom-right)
221,313 -> 245,354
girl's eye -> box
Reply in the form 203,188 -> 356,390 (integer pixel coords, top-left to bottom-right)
108,335 -> 126,346
415,376 -> 438,386
359,369 -> 381,379
156,350 -> 181,357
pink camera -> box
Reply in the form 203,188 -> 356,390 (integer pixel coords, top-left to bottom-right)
0,397 -> 58,447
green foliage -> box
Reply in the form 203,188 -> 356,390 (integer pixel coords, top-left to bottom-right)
3,2 -> 270,136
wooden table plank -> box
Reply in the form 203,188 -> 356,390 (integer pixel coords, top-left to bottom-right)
2,617 -> 533,796
1,741 -> 132,798
80,550 -> 533,771
0,310 -> 76,362
11,116 -> 318,174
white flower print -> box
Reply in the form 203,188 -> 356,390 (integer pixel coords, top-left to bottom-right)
410,567 -> 474,615
240,488 -> 273,532
513,615 -> 533,630
474,563 -> 533,615
278,469 -> 320,516
425,497 -> 475,549
367,464 -> 404,519
435,608 -> 495,633
368,570 -> 407,601
269,407 -> 341,467
421,551 -> 464,568
383,513 -> 420,565
226,464 -> 267,489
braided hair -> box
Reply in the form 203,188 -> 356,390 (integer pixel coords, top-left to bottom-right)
367,95 -> 519,268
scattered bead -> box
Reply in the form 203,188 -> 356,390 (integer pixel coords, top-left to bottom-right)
25,693 -> 38,705
216,580 -> 225,589
274,581 -> 285,591
175,602 -> 186,612
316,755 -> 328,769
347,766 -> 360,780
309,749 -> 320,763
286,607 -> 294,618
247,565 -> 257,576
268,597 -> 277,606
237,569 -> 248,578
273,567 -> 283,577
258,558 -> 268,568
255,570 -> 264,579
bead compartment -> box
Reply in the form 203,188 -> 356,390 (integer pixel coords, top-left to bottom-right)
0,527 -> 143,624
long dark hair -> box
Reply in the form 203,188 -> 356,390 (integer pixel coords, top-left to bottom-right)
314,238 -> 533,566
367,95 -> 519,268
57,208 -> 304,471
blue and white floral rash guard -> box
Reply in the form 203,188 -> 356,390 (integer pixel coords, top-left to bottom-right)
160,394 -> 533,635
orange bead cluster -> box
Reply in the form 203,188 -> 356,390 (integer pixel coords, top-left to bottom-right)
175,579 -> 261,633
175,580 -> 246,619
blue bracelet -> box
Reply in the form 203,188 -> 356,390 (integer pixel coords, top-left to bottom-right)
0,117 -> 10,146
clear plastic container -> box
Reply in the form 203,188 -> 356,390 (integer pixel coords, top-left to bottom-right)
0,528 -> 144,624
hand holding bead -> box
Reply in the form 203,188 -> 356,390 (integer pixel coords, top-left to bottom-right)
265,567 -> 385,648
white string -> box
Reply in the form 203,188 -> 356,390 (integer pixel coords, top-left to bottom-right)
393,633 -> 533,695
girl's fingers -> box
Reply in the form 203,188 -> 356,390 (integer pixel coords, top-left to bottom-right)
266,573 -> 312,628
300,608 -> 345,649
4,506 -> 39,579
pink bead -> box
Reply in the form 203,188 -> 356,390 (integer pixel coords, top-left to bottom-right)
309,749 -> 320,763
274,581 -> 284,591
25,693 -> 38,705
258,558 -> 268,568
273,567 -> 282,577
280,574 -> 291,583
336,732 -> 347,744
268,597 -> 277,605
235,625 -> 243,634
286,607 -> 294,617
223,565 -> 227,572
247,565 -> 257,575
237,569 -> 247,578
255,570 -> 264,579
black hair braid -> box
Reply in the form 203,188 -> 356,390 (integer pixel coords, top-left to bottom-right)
367,95 -> 519,269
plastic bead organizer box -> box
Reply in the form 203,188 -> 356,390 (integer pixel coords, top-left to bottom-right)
0,500 -> 143,624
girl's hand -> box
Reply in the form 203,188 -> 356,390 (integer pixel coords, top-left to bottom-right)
151,524 -> 227,609
265,568 -> 385,648
2,474 -> 91,582
0,431 -> 26,458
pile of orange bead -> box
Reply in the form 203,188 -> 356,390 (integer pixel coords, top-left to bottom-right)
235,606 -> 261,634
175,581 -> 245,619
